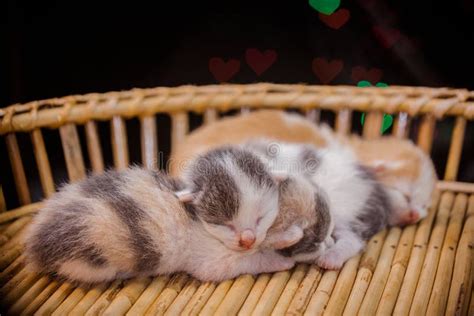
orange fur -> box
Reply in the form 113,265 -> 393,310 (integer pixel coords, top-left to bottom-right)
169,110 -> 327,176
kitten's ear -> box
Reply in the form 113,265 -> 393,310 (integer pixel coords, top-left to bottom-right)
174,189 -> 195,203
369,160 -> 405,173
272,171 -> 289,184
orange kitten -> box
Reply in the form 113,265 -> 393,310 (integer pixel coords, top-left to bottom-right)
169,110 -> 437,226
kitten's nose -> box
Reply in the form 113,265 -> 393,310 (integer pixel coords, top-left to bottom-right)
239,229 -> 256,249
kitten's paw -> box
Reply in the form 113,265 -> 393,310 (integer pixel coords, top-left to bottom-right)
316,250 -> 346,270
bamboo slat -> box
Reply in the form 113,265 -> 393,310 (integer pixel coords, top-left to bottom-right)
204,109 -> 218,125
445,195 -> 474,316
444,117 -> 467,181
59,124 -> 86,182
85,120 -> 105,174
5,133 -> 31,205
82,280 -> 126,315
437,181 -> 474,193
52,287 -> 89,315
417,114 -> 436,154
270,265 -> 308,316
30,128 -> 55,197
181,281 -> 216,316
198,279 -> 234,316
164,278 -> 201,316
0,186 -> 6,212
111,116 -> 129,170
144,273 -> 189,315
358,227 -> 402,315
36,283 -> 74,315
342,230 -> 388,314
426,193 -> 468,315
1,269 -> 38,306
408,192 -> 455,315
286,265 -> 324,315
392,112 -> 409,138
303,270 -> 337,315
0,202 -> 41,224
393,191 -> 442,315
335,109 -> 352,135
127,276 -> 170,315
323,254 -> 360,315
237,274 -> 271,316
1,84 -> 473,135
362,111 -> 383,139
0,254 -> 24,284
0,216 -> 31,247
213,274 -> 254,315
69,282 -> 110,315
102,277 -> 151,315
171,112 -> 189,151
20,280 -> 61,315
140,115 -> 158,170
251,271 -> 292,315
376,225 -> 417,315
8,275 -> 51,314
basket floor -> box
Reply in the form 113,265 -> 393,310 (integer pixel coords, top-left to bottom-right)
1,190 -> 472,315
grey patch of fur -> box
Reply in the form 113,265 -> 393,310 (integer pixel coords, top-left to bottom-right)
352,165 -> 391,239
299,146 -> 321,175
81,171 -> 161,272
26,202 -> 107,271
232,149 -> 275,188
278,190 -> 331,257
187,150 -> 241,224
150,170 -> 183,191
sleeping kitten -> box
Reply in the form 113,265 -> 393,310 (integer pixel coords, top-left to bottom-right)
262,175 -> 335,262
24,167 -> 294,284
177,146 -> 335,254
246,139 -> 392,269
175,146 -> 284,251
169,110 -> 437,226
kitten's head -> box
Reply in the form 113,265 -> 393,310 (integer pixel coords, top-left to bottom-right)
176,147 -> 280,252
362,139 -> 437,225
267,175 -> 333,247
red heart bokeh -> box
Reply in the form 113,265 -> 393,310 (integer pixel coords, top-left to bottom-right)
245,48 -> 277,76
318,9 -> 350,30
372,26 -> 401,49
209,57 -> 241,83
312,58 -> 344,84
351,66 -> 383,84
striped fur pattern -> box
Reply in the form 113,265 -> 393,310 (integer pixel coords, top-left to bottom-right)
24,167 -> 294,284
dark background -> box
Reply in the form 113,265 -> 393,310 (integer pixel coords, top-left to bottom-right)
2,0 -> 474,208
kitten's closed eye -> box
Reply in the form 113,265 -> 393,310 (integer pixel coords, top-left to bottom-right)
226,224 -> 235,231
256,216 -> 263,225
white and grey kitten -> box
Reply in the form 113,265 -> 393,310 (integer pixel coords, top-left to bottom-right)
24,166 -> 294,284
176,146 -> 287,251
247,139 -> 392,269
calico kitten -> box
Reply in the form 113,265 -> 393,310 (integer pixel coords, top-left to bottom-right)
169,110 -> 437,226
24,167 -> 294,284
246,139 -> 392,269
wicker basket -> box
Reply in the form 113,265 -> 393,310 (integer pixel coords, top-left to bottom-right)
0,83 -> 473,315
